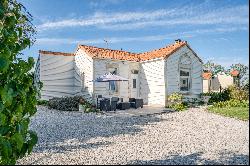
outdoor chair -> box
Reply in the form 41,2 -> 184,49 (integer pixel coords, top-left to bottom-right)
96,95 -> 103,109
117,102 -> 131,110
110,97 -> 119,111
100,98 -> 110,111
129,98 -> 143,109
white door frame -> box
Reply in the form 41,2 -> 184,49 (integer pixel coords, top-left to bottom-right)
130,74 -> 139,98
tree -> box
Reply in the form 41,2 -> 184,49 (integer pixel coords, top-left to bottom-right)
203,60 -> 225,77
227,63 -> 249,88
0,0 -> 40,164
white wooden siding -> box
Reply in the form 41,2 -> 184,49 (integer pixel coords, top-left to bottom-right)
93,59 -> 139,103
166,45 -> 203,99
74,49 -> 94,103
34,55 -> 40,90
139,59 -> 165,105
39,54 -> 75,100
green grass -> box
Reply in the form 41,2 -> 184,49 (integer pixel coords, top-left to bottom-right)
208,106 -> 249,121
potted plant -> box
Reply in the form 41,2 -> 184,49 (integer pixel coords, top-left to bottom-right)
201,93 -> 211,105
85,107 -> 91,113
79,104 -> 86,112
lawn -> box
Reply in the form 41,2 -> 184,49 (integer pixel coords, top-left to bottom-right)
208,106 -> 249,121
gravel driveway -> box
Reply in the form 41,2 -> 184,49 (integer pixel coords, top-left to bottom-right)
17,106 -> 249,165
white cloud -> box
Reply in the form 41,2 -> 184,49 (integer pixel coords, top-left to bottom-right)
36,31 -> 192,45
36,25 -> 247,46
37,4 -> 249,31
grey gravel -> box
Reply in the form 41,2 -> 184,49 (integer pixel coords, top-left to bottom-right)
17,106 -> 249,165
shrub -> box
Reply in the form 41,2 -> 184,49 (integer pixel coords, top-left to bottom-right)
48,96 -> 85,111
201,89 -> 230,104
168,102 -> 188,111
0,0 -> 40,164
211,99 -> 249,108
201,85 -> 249,104
167,93 -> 188,111
227,85 -> 249,101
37,100 -> 48,106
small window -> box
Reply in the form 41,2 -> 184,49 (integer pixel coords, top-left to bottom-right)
109,81 -> 116,91
131,70 -> 139,74
109,68 -> 118,92
180,70 -> 189,76
180,78 -> 189,91
133,79 -> 136,88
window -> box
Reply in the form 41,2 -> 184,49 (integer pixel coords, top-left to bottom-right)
180,70 -> 189,76
131,70 -> 139,74
179,54 -> 191,92
133,79 -> 136,88
109,68 -> 118,92
180,69 -> 190,92
180,77 -> 189,91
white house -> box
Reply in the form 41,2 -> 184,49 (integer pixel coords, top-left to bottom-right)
35,39 -> 203,106
202,70 -> 239,93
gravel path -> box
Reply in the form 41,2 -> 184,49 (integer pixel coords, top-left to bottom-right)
17,106 -> 249,165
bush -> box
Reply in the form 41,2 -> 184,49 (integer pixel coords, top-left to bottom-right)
168,92 -> 183,103
37,100 -> 48,106
201,89 -> 230,104
167,92 -> 188,111
227,85 -> 248,101
0,0 -> 40,164
211,99 -> 249,108
201,85 -> 249,104
168,102 -> 188,111
48,96 -> 85,111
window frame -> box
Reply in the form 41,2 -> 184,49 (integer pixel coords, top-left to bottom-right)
133,79 -> 137,89
108,68 -> 119,93
178,54 -> 192,94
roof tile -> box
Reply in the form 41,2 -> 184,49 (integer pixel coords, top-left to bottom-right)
39,40 -> 189,62
39,50 -> 74,56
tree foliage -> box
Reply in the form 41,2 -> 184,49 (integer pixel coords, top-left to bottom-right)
203,60 -> 225,77
227,63 -> 249,87
0,0 -> 40,164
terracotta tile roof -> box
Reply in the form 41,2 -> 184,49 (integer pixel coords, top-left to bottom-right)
78,40 -> 188,62
202,72 -> 212,80
39,50 -> 74,56
230,70 -> 239,77
139,41 -> 187,61
39,40 -> 202,63
78,45 -> 141,62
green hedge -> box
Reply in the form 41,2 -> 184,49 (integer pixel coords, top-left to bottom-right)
48,96 -> 85,111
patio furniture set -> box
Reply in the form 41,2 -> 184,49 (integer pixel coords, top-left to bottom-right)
97,95 -> 143,111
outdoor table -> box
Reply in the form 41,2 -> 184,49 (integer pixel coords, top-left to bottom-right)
117,102 -> 130,110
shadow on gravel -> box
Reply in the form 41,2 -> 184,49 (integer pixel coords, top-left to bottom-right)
128,151 -> 249,165
31,109 -> 169,153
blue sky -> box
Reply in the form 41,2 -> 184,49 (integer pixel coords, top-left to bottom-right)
19,0 -> 249,67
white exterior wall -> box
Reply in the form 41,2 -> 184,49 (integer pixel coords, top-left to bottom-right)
203,79 -> 210,93
166,45 -> 203,99
203,73 -> 234,92
38,54 -> 75,100
34,56 -> 40,90
139,59 -> 165,105
93,58 -> 139,103
74,49 -> 94,103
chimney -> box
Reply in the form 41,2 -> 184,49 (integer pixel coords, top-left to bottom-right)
175,39 -> 181,43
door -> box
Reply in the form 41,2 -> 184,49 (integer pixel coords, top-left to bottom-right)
130,74 -> 139,98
